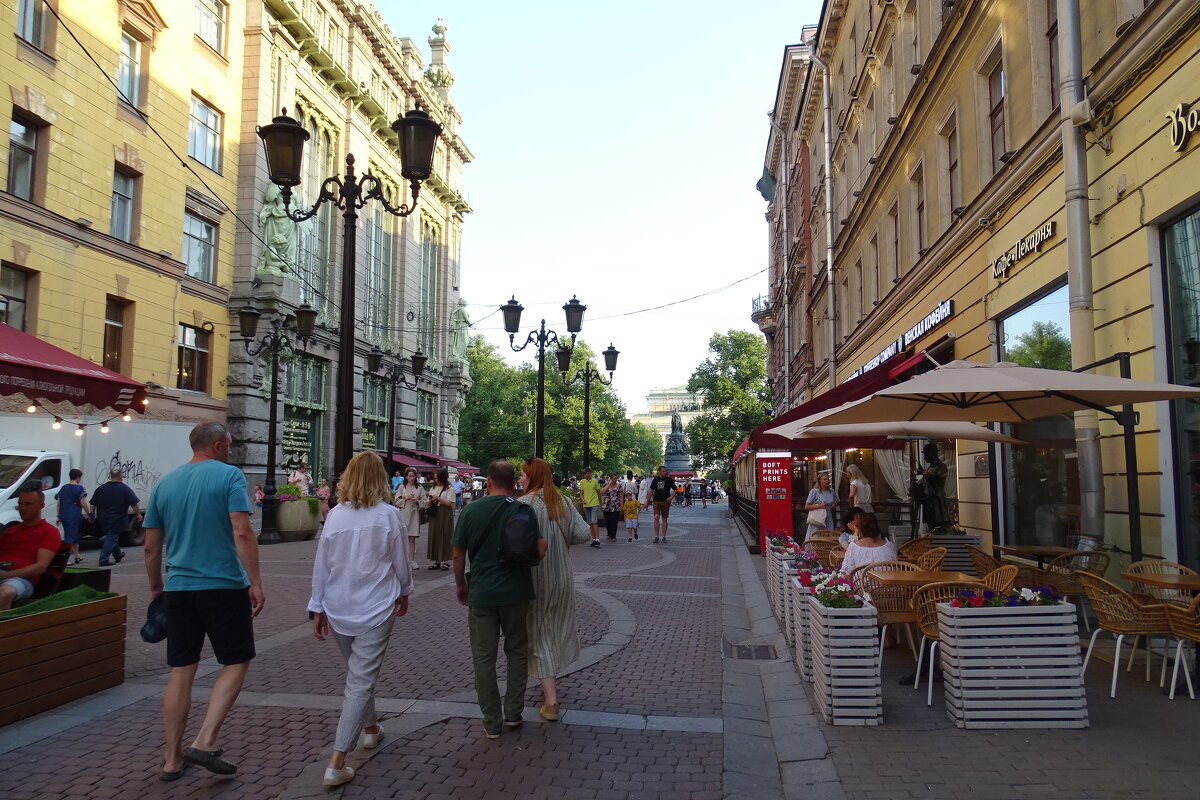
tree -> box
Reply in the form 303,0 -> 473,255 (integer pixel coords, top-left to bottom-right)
1005,321 -> 1072,370
458,336 -> 535,467
685,330 -> 771,471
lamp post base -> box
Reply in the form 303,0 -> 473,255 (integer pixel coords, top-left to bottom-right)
258,496 -> 284,545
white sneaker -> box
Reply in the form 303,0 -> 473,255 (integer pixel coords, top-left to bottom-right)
361,726 -> 384,749
410,560 -> 419,570
323,766 -> 354,787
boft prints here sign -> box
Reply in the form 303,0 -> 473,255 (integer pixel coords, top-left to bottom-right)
989,221 -> 1056,279
756,452 -> 793,551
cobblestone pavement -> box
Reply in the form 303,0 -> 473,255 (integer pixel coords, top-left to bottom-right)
6,502 -> 1199,799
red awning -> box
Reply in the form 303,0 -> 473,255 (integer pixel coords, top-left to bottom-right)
443,460 -> 479,475
380,452 -> 441,471
748,350 -> 929,452
400,448 -> 447,465
0,323 -> 147,413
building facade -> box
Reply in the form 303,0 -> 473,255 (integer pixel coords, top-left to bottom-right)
1,0 -> 241,427
757,0 -> 1200,570
230,1 -> 472,482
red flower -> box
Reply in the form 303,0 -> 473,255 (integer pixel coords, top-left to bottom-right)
968,596 -> 984,607
951,598 -> 961,607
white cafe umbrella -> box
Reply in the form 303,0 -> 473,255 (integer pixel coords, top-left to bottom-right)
797,360 -> 1200,426
765,413 -> 1026,445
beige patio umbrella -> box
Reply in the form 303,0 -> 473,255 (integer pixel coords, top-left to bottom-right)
764,414 -> 1026,445
798,360 -> 1200,426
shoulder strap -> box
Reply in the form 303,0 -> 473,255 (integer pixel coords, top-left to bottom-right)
470,497 -> 518,560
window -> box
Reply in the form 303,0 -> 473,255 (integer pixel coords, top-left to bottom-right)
945,119 -> 961,214
103,298 -> 127,372
913,166 -> 927,256
365,205 -> 392,337
888,203 -> 900,282
1165,208 -> 1200,566
17,0 -> 45,49
362,374 -> 389,451
988,58 -> 1007,173
296,115 -> 333,308
1047,1 -> 1060,111
416,390 -> 437,452
176,323 -> 210,392
117,32 -> 142,107
0,265 -> 29,330
195,0 -> 227,54
182,211 -> 217,282
7,115 -> 39,202
188,96 -> 222,172
110,168 -> 137,242
419,219 -> 441,354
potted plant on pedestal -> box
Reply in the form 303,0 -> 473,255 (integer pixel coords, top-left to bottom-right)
276,483 -> 320,542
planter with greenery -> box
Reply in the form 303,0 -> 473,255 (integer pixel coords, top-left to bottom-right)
806,574 -> 881,726
276,483 -> 320,541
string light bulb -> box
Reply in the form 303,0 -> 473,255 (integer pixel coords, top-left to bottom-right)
51,418 -> 62,430
75,425 -> 85,437
122,413 -> 132,422
142,398 -> 149,406
25,404 -> 36,413
100,423 -> 110,434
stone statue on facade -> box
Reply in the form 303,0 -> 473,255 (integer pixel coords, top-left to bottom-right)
664,411 -> 690,470
449,299 -> 471,364
448,390 -> 466,435
257,184 -> 294,275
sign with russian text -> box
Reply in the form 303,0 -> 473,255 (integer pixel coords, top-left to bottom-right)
756,451 -> 793,552
989,222 -> 1056,279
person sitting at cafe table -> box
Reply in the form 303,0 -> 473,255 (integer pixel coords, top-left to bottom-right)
839,506 -> 867,547
837,513 -> 896,577
0,488 -> 63,611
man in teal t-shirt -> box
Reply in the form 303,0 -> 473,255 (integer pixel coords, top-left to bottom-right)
142,422 -> 264,780
577,468 -> 601,547
452,460 -> 546,738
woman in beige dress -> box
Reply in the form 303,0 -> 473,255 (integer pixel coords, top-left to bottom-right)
519,457 -> 591,721
425,468 -> 455,570
392,468 -> 426,571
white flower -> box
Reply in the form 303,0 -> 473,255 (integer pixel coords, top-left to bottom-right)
861,592 -> 872,603
1018,587 -> 1037,602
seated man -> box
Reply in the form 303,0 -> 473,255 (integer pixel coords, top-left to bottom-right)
0,488 -> 62,611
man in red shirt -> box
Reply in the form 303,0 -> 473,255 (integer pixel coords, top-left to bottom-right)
0,488 -> 62,611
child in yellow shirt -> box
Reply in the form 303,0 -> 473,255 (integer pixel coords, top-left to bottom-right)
623,493 -> 640,542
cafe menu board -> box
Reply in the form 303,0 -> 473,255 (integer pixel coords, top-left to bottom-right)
756,452 -> 793,552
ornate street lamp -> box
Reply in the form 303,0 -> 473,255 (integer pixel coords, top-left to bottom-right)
257,106 -> 442,480
365,345 -> 427,465
240,301 -> 317,544
562,344 -> 618,471
503,295 -> 587,458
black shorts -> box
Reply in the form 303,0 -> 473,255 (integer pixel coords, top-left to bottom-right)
165,588 -> 256,668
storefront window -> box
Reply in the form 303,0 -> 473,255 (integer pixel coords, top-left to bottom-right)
1165,208 -> 1200,568
282,355 -> 327,479
999,285 -> 1079,546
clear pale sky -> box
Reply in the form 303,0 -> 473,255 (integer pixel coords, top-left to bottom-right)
378,0 -> 824,412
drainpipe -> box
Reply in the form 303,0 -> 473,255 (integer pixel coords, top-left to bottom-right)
806,42 -> 838,389
768,113 -> 792,408
1058,0 -> 1104,548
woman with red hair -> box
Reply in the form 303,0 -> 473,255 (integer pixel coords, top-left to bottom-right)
518,458 -> 590,722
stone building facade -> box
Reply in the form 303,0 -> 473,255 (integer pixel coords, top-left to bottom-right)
229,1 -> 473,482
756,0 -> 1200,569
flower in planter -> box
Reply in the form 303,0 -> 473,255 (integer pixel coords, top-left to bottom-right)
812,572 -> 865,608
951,586 -> 1061,608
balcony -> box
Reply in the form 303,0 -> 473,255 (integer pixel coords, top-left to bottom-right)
751,294 -> 779,336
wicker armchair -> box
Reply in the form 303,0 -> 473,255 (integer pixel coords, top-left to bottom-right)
1127,560 -> 1198,607
1165,595 -> 1200,700
965,543 -> 1005,578
807,538 -> 840,569
982,565 -> 1019,593
829,545 -> 847,567
1015,551 -> 1110,631
911,580 -> 991,706
897,535 -> 933,559
1077,572 -> 1173,698
916,547 -> 948,572
807,529 -> 842,541
856,561 -> 922,669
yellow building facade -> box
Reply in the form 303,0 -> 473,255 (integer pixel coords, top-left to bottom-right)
762,0 -> 1200,571
1,0 -> 244,424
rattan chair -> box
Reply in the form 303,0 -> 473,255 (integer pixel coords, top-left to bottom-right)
1036,551 -> 1110,631
856,560 -> 922,669
807,529 -> 842,541
808,538 -> 840,569
897,534 -> 933,559
1077,572 -> 1173,698
911,580 -> 991,706
982,565 -> 1019,593
964,543 -> 1006,578
829,545 -> 847,567
1127,559 -> 1198,607
916,547 -> 948,572
1164,595 -> 1200,700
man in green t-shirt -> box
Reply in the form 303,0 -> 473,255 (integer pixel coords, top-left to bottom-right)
577,468 -> 601,548
452,460 -> 547,738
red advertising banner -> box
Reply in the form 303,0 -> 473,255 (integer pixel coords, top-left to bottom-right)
756,452 -> 793,553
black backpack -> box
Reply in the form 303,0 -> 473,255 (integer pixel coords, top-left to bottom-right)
485,497 -> 541,568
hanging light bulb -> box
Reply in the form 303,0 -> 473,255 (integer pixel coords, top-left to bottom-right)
25,404 -> 36,413
100,423 -> 110,434
51,418 -> 62,430
142,398 -> 150,406
75,425 -> 85,437
122,413 -> 132,422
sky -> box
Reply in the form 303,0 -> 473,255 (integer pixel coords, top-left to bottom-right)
377,0 -> 825,412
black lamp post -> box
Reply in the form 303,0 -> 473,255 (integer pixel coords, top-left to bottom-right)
257,106 -> 441,480
561,344 -> 618,471
239,301 -> 318,544
502,296 -> 586,458
366,345 -> 427,466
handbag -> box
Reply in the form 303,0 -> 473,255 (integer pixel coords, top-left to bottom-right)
806,508 -> 827,527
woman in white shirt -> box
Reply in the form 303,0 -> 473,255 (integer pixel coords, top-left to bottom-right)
309,452 -> 414,788
838,513 -> 897,577
845,464 -> 874,514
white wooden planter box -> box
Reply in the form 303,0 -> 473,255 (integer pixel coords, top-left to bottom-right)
806,595 -> 882,726
789,578 -> 813,682
781,565 -> 800,643
937,601 -> 1088,729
